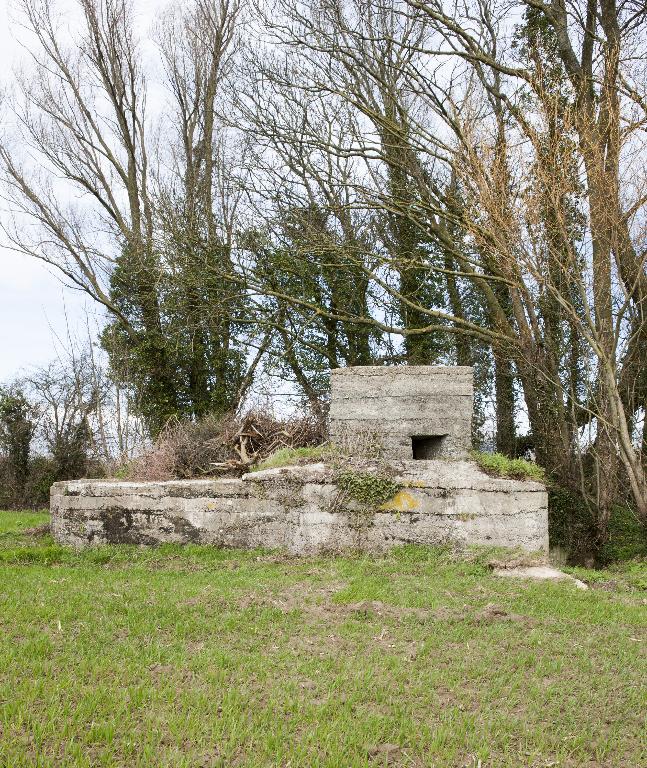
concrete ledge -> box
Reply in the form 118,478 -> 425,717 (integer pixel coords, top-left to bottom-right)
51,461 -> 548,554
331,366 -> 473,377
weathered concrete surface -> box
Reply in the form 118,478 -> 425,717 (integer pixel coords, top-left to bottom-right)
329,366 -> 473,460
493,565 -> 588,590
51,461 -> 548,554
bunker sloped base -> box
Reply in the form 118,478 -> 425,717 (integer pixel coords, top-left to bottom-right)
51,461 -> 548,554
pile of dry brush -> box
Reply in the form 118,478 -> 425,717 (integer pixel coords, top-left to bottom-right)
125,409 -> 326,481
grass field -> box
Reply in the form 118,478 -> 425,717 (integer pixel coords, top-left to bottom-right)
1,510 -> 646,768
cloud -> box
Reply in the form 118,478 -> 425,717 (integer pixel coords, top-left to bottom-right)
0,246 -> 91,382
0,0 -> 101,382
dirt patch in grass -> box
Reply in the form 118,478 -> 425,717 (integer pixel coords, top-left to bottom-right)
22,523 -> 51,538
342,599 -> 428,620
236,579 -> 348,613
472,603 -> 536,625
367,742 -> 402,764
238,583 -> 541,636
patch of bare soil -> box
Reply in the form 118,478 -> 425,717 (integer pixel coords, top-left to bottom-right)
237,583 -> 539,634
147,663 -> 196,685
590,580 -> 620,592
252,553 -> 305,564
487,554 -> 547,570
368,742 -> 402,765
22,523 -> 51,538
236,580 -> 348,615
472,603 -> 535,624
338,599 -> 427,621
424,603 -> 536,627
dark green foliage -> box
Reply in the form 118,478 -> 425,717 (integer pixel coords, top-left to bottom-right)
0,368 -> 104,508
102,247 -> 180,435
598,506 -> 647,565
548,487 -> 597,563
549,486 -> 647,565
48,417 -> 93,482
0,454 -> 74,510
396,240 -> 452,366
103,241 -> 248,435
0,387 -> 35,504
21,457 -> 58,509
251,205 -> 381,403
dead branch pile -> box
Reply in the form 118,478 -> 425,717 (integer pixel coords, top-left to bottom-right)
125,409 -> 326,480
214,409 -> 325,472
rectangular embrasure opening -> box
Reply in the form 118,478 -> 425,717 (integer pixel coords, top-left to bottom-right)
411,435 -> 447,460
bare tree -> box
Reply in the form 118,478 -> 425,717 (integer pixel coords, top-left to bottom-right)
235,0 -> 647,535
1,0 -> 267,432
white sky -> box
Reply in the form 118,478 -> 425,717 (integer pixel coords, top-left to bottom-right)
0,0 -> 166,384
0,0 -> 91,382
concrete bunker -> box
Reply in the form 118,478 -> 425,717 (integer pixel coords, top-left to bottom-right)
51,366 -> 549,554
329,365 -> 473,460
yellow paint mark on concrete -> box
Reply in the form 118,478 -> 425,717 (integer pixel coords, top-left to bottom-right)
380,490 -> 419,511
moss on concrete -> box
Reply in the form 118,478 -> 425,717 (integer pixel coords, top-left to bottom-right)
336,470 -> 401,508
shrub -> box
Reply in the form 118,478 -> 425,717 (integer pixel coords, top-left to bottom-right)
598,505 -> 647,565
471,451 -> 545,482
548,486 -> 647,565
0,386 -> 36,502
22,457 -> 58,508
125,414 -> 233,480
226,409 -> 325,466
548,486 -> 597,563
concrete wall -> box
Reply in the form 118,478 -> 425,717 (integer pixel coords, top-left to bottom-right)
51,461 -> 548,554
329,366 -> 473,460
